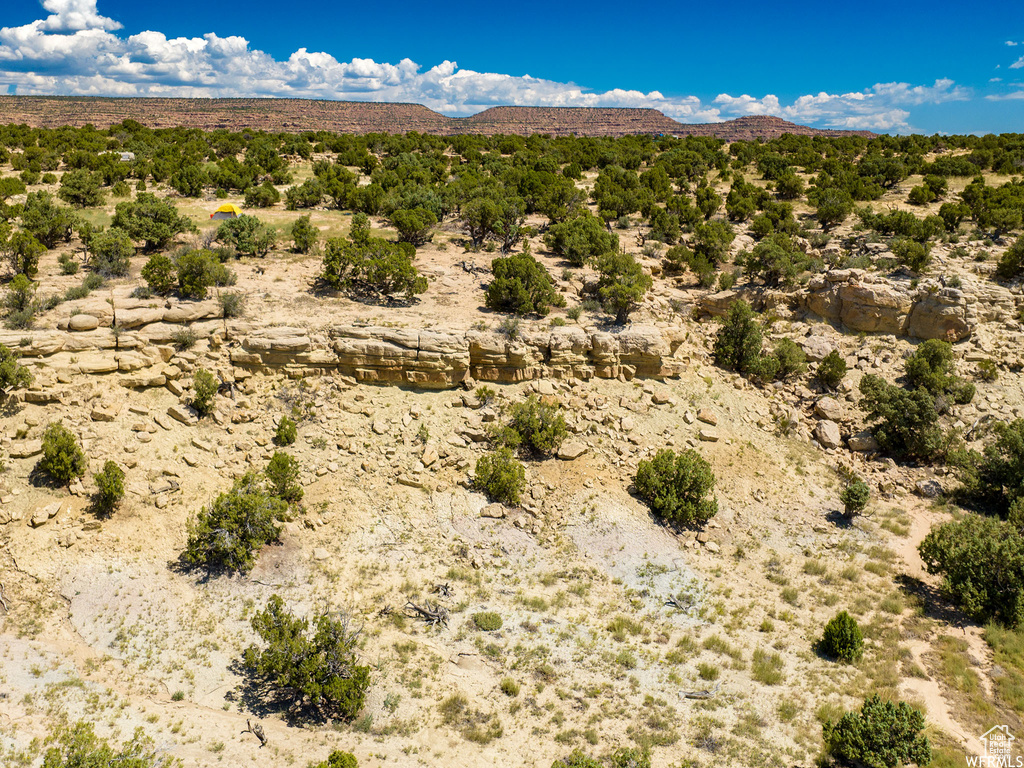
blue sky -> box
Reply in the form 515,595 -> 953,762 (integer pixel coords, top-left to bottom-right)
1,0 -> 1022,134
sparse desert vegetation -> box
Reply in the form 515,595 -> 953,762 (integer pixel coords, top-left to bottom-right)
0,115 -> 1023,768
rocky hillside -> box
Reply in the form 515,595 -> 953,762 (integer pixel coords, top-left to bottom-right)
0,96 -> 874,138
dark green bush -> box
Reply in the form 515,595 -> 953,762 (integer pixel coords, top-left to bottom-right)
183,471 -> 285,573
291,214 -> 319,253
904,339 -> 974,404
265,451 -> 303,504
771,338 -> 807,380
39,421 -> 87,483
744,232 -> 811,286
21,191 -> 77,248
42,720 -> 172,768
141,254 -> 177,294
819,610 -> 864,662
189,368 -> 218,416
486,252 -> 561,316
243,594 -> 370,720
112,193 -> 195,250
176,249 -> 233,300
219,291 -> 246,318
58,168 -> 105,208
390,207 -> 437,246
840,477 -> 870,517
5,230 -> 46,277
893,237 -> 932,272
474,447 -> 526,505
712,299 -> 771,379
859,374 -> 944,462
543,214 -> 618,267
822,695 -> 930,768
93,460 -> 126,515
816,349 -> 848,389
322,235 -> 426,302
634,448 -> 718,526
995,235 -> 1024,280
90,228 -> 134,277
920,514 -> 1024,627
496,395 -> 568,456
244,180 -> 281,208
594,251 -> 652,324
216,214 -> 277,256
274,415 -> 297,446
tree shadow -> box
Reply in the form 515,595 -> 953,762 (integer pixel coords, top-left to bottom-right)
895,572 -> 968,628
226,659 -> 331,726
27,463 -> 67,490
824,509 -> 856,528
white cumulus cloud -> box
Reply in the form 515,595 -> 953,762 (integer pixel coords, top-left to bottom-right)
0,1 -> 973,132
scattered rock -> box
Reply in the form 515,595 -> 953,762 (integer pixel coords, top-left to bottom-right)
10,440 -> 42,458
698,428 -> 719,442
815,420 -> 842,449
372,419 -> 388,435
814,397 -> 844,421
697,409 -> 717,426
847,430 -> 880,452
480,503 -> 506,519
68,314 -> 100,331
557,440 -> 588,460
90,404 -> 119,422
313,547 -> 330,561
167,404 -> 198,425
915,479 -> 943,498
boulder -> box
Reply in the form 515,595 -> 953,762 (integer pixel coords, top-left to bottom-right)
167,404 -> 198,425
915,479 -> 944,498
847,430 -> 880,452
801,335 -> 836,362
814,397 -> 844,421
10,439 -> 42,458
557,440 -> 588,460
815,420 -> 842,449
480,503 -> 506,519
698,428 -> 719,442
68,313 -> 100,331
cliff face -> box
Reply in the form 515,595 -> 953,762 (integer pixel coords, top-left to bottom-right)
0,96 -> 875,139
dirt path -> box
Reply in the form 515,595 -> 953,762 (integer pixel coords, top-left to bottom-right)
897,501 -> 989,756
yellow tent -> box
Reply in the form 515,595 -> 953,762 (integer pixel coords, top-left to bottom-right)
210,203 -> 242,220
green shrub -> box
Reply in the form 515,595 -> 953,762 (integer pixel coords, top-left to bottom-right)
243,594 -> 370,720
551,750 -> 602,768
859,374 -> 944,462
816,349 -> 847,389
42,720 -> 173,768
840,477 -> 870,517
752,648 -> 785,685
634,448 -> 718,525
893,237 -> 932,272
183,471 -> 285,573
594,250 -> 652,324
390,207 -> 437,246
713,299 -> 772,379
59,253 -> 80,275
819,610 -> 864,662
39,421 -> 87,483
995,235 -> 1024,279
309,751 -> 358,768
93,460 -> 126,515
176,249 -> 234,300
189,368 -> 218,416
22,191 -> 77,248
244,180 -> 281,209
5,230 -> 46,277
472,612 -> 503,631
112,193 -> 195,251
274,415 -> 297,446
322,234 -> 426,301
0,343 -> 32,395
543,214 -> 618,267
744,232 -> 811,286
141,253 -> 177,294
920,514 -> 1024,627
485,252 -> 561,316
822,694 -> 930,768
90,228 -> 134,277
291,214 -> 319,253
771,338 -> 807,380
977,359 -> 998,382
499,678 -> 520,697
904,339 -> 974,404
265,451 -> 303,504
216,214 -> 277,256
474,447 -> 526,505
495,395 -> 567,456
82,272 -> 104,291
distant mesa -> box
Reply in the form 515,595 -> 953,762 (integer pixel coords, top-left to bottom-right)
0,96 -> 875,139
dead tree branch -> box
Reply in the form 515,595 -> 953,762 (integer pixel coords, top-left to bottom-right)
680,682 -> 720,700
404,600 -> 449,627
241,719 -> 267,747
